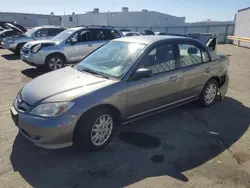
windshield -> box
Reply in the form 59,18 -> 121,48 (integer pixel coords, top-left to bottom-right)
76,41 -> 146,79
52,29 -> 76,42
24,27 -> 38,37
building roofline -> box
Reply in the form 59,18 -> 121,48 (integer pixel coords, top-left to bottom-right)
0,11 -> 60,17
60,11 -> 185,19
238,7 -> 250,12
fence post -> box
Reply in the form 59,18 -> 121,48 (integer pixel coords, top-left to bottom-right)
166,27 -> 168,34
206,25 -> 209,33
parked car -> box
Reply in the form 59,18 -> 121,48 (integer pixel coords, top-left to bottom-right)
144,30 -> 155,35
122,31 -> 141,37
10,36 -> 229,151
154,32 -> 167,35
20,26 -> 124,71
0,23 -> 27,45
1,26 -> 65,55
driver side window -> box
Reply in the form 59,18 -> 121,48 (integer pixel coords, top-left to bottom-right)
78,30 -> 92,42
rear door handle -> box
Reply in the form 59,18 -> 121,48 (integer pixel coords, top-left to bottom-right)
87,44 -> 92,47
169,76 -> 178,83
205,68 -> 211,73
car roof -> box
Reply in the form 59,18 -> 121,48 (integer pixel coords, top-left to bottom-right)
35,25 -> 64,29
114,35 -> 188,44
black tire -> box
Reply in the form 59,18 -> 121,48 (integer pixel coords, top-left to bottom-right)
73,107 -> 117,152
45,54 -> 66,71
15,43 -> 25,55
199,79 -> 218,107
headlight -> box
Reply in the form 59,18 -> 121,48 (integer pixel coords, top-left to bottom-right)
30,102 -> 74,117
32,43 -> 42,53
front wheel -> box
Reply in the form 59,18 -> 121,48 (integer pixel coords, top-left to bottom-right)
73,108 -> 116,152
199,79 -> 218,107
15,43 -> 25,55
45,54 -> 65,71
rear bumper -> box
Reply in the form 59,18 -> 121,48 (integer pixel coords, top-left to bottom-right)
1,42 -> 17,51
219,74 -> 229,100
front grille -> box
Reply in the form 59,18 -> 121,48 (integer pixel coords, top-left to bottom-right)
21,47 -> 29,54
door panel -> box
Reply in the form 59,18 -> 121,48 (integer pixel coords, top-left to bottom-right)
127,70 -> 183,117
64,42 -> 93,63
177,42 -> 218,97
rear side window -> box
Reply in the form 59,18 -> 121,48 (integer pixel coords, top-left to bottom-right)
48,28 -> 64,36
110,30 -> 121,39
201,49 -> 210,63
178,43 -> 202,68
35,29 -> 48,37
92,29 -> 109,41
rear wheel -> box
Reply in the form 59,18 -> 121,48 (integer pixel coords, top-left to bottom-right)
199,79 -> 218,107
73,108 -> 116,152
45,54 -> 65,71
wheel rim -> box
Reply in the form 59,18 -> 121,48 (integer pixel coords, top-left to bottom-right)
205,83 -> 217,104
91,114 -> 113,146
49,57 -> 63,70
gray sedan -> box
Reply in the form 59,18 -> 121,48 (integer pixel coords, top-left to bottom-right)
10,36 -> 229,151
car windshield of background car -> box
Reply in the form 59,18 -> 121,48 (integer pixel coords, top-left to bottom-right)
76,41 -> 146,79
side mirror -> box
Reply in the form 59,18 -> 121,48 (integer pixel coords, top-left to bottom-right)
69,37 -> 77,45
130,68 -> 152,80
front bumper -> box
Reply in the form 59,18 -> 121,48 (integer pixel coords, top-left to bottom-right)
1,42 -> 17,51
10,106 -> 81,149
20,51 -> 47,66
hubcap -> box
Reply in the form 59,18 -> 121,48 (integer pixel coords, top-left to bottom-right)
205,83 -> 217,104
91,114 -> 113,146
49,57 -> 63,70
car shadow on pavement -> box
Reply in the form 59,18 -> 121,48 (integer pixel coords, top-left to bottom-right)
10,97 -> 250,188
1,54 -> 20,60
21,68 -> 48,78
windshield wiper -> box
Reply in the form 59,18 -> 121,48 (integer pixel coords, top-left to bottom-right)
81,68 -> 110,80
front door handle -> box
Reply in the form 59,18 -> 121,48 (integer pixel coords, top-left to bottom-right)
169,76 -> 178,83
205,68 -> 211,73
87,44 -> 92,47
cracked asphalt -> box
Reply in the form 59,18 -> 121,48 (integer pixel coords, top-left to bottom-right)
0,45 -> 250,188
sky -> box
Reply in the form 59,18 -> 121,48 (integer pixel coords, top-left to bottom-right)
0,0 -> 249,22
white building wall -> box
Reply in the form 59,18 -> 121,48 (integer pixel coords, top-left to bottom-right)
234,8 -> 250,47
61,11 -> 185,28
0,12 -> 61,28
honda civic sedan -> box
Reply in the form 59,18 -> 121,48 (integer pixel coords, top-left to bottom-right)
10,36 -> 229,151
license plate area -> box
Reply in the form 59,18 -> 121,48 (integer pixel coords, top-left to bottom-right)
10,107 -> 19,126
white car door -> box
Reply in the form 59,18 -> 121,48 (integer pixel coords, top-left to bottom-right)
64,30 -> 94,63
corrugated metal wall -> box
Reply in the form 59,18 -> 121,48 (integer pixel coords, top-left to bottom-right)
0,12 -> 61,28
234,8 -> 250,47
61,11 -> 185,28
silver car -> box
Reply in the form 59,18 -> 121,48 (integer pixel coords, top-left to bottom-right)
20,27 -> 124,71
10,36 -> 229,151
1,26 -> 64,55
123,31 -> 141,37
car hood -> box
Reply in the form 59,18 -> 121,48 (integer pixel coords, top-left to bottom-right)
21,67 -> 115,105
24,40 -> 57,49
